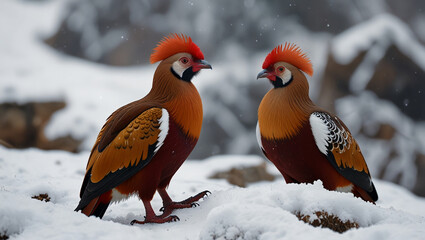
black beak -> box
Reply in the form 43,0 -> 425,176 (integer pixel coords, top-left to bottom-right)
257,69 -> 269,79
193,60 -> 212,71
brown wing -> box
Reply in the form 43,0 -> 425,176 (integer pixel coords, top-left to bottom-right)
97,100 -> 157,152
327,117 -> 369,174
76,107 -> 169,210
310,112 -> 377,199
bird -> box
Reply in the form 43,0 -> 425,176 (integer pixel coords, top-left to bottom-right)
256,43 -> 378,203
75,33 -> 212,224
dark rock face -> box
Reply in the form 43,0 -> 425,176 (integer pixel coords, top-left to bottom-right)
367,45 -> 425,121
413,154 -> 425,195
318,50 -> 367,112
209,163 -> 275,187
45,0 -> 169,66
320,44 -> 425,121
0,102 -> 81,152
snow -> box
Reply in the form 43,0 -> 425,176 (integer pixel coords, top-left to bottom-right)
1,146 -> 425,239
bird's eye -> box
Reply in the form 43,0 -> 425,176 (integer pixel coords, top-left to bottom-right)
278,67 -> 285,72
180,57 -> 189,64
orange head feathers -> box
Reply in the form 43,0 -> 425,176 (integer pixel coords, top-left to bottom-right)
262,43 -> 313,77
150,34 -> 205,64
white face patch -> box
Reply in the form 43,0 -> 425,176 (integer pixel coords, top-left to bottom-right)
274,62 -> 292,85
280,68 -> 292,85
171,53 -> 192,78
172,61 -> 187,78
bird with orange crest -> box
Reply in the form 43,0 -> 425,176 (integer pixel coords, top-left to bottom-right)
256,43 -> 378,203
75,34 -> 212,224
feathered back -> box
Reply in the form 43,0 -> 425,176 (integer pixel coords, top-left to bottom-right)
262,43 -> 313,76
150,33 -> 204,64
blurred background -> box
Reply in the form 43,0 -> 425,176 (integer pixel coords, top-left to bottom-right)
1,0 -> 425,196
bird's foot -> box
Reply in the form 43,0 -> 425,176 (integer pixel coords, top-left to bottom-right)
130,214 -> 180,225
160,190 -> 211,215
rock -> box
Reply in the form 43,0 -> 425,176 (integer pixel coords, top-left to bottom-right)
295,211 -> 359,233
413,154 -> 425,196
209,163 -> 275,187
372,123 -> 396,140
367,45 -> 425,121
0,102 -> 81,152
318,50 -> 367,112
31,193 -> 51,202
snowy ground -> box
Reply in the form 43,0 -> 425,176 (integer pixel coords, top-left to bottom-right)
1,146 -> 425,240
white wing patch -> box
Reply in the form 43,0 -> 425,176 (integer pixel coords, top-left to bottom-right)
310,112 -> 331,155
256,122 -> 264,151
310,112 -> 352,156
155,108 -> 169,154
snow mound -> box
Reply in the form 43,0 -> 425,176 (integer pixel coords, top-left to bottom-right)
1,147 -> 425,239
200,181 -> 425,240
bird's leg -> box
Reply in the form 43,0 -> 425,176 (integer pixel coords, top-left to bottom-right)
130,199 -> 179,225
158,188 -> 210,216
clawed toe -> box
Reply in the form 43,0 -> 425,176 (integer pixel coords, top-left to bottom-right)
191,202 -> 200,208
194,190 -> 211,200
203,190 -> 212,197
170,215 -> 180,222
130,219 -> 140,225
130,215 -> 180,225
158,190 -> 211,215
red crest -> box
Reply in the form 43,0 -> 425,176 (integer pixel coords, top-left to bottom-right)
150,33 -> 204,64
262,43 -> 313,76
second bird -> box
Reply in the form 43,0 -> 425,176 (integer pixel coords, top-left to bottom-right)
256,43 -> 378,203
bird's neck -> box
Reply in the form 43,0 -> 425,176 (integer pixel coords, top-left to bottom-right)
258,87 -> 316,140
148,70 -> 203,139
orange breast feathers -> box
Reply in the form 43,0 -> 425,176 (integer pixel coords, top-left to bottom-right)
163,81 -> 203,139
258,79 -> 315,140
86,107 -> 168,183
